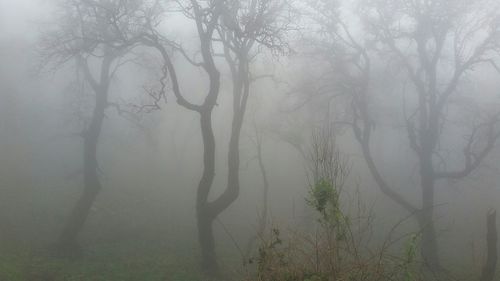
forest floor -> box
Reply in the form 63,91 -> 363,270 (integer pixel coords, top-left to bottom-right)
0,241 -> 245,281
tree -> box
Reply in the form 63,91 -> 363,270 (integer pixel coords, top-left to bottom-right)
302,0 -> 500,272
216,0 -> 291,268
39,0 -> 151,257
135,0 -> 224,274
136,0 -> 291,274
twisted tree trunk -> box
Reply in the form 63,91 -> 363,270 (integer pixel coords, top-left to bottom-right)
55,54 -> 112,257
196,109 -> 218,274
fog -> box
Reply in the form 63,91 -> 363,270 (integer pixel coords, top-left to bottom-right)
0,0 -> 500,280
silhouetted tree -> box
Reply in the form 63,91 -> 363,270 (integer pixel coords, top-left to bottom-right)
134,0 -> 226,274
136,0 -> 291,274
303,0 -> 500,272
39,0 -> 152,257
216,0 -> 291,268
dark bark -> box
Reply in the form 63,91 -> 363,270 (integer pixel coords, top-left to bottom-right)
55,53 -> 113,257
185,2 -> 225,272
195,36 -> 222,274
197,209 -> 217,275
143,31 -> 223,274
142,1 -> 261,273
480,209 -> 497,281
195,45 -> 250,274
197,58 -> 248,274
210,56 -> 248,215
196,109 -> 219,275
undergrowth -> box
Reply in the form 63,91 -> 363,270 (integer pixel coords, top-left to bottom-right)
245,178 -> 422,281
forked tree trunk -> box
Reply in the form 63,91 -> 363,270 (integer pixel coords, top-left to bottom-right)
196,51 -> 248,275
196,110 -> 218,274
147,33 -> 224,275
196,84 -> 246,275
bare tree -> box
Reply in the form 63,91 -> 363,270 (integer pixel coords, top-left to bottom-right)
39,0 -> 151,257
215,0 -> 291,266
217,0 -> 289,228
134,0 -> 225,274
307,126 -> 349,191
302,0 -> 500,272
135,0 -> 291,274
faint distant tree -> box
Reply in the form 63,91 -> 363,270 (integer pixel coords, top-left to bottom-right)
303,0 -> 500,272
244,121 -> 271,261
39,0 -> 154,257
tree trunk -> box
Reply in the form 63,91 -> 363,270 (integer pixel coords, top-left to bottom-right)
196,110 -> 219,275
209,109 -> 243,214
209,56 -> 249,218
196,55 -> 248,275
418,205 -> 440,272
56,94 -> 106,257
197,209 -> 217,275
419,153 -> 441,272
56,141 -> 101,257
55,55 -> 111,257
196,106 -> 245,275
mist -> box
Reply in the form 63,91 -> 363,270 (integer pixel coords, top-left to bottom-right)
0,0 -> 500,280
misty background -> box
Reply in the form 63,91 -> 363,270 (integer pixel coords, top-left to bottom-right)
0,0 -> 499,280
